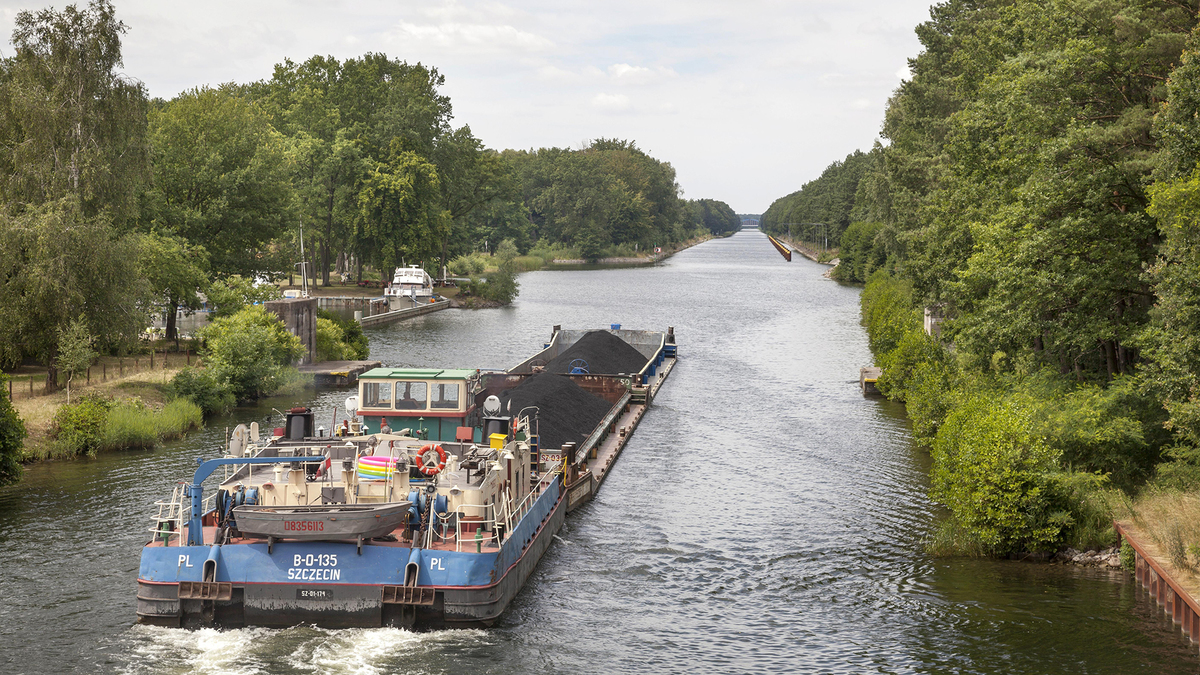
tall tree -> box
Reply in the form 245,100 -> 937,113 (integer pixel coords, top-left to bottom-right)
143,86 -> 293,278
355,144 -> 448,273
0,199 -> 146,388
0,0 -> 148,225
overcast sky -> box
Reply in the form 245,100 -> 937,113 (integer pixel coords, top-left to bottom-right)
1,0 -> 934,213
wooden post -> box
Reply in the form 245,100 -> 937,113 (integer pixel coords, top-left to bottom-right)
150,350 -> 154,368
8,379 -> 10,399
103,364 -> 106,381
187,349 -> 190,366
30,377 -> 33,395
87,367 -> 90,385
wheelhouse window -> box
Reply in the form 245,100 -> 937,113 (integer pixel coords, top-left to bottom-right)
363,382 -> 392,408
394,381 -> 428,410
431,382 -> 462,410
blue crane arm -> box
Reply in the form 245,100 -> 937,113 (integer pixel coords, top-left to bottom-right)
186,455 -> 327,546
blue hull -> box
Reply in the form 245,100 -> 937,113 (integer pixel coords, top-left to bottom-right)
137,479 -> 564,628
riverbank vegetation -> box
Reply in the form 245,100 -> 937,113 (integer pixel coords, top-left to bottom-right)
765,0 -> 1200,557
0,1 -> 739,483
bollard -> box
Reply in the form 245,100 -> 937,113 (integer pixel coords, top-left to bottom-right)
475,527 -> 483,553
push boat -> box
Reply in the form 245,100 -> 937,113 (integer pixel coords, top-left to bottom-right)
136,326 -> 677,629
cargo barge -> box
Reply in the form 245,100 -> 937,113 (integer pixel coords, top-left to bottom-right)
136,326 -> 676,629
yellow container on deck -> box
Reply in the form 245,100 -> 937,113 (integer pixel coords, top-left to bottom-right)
489,433 -> 506,450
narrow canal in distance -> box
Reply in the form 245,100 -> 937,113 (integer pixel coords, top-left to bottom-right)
1,229 -> 1196,674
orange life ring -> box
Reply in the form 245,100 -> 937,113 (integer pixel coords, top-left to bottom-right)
416,444 -> 447,476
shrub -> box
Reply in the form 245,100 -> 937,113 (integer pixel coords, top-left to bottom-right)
860,271 -> 919,359
449,253 -> 486,276
316,309 -> 369,360
52,392 -> 114,456
930,395 -> 1065,554
316,317 -> 351,361
0,375 -> 26,485
199,305 -> 304,401
168,367 -> 235,417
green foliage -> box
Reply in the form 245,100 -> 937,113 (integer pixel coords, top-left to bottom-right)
316,318 -> 352,361
355,145 -> 448,273
1120,541 -> 1136,572
199,305 -> 304,402
860,271 -> 918,360
142,85 -> 292,278
930,395 -> 1065,554
503,139 -> 696,256
52,392 -> 113,456
0,375 -> 26,485
137,233 -> 208,340
760,148 -> 878,245
0,199 -> 147,377
101,397 -> 202,450
831,221 -> 886,283
449,253 -> 486,276
56,315 -> 96,403
483,239 -> 520,305
684,199 -> 740,236
167,367 -> 235,417
205,276 -> 280,319
316,309 -> 368,360
0,0 -> 149,224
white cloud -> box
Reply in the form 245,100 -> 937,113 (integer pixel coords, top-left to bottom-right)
895,63 -> 911,80
851,98 -> 872,110
592,93 -> 632,112
389,21 -> 552,53
607,63 -> 677,85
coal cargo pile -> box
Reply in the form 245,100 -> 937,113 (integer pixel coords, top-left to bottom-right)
545,331 -> 649,375
500,373 -> 612,451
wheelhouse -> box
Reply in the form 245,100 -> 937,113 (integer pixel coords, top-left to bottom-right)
357,368 -> 484,442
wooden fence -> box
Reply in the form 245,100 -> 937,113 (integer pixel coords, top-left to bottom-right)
6,350 -> 197,401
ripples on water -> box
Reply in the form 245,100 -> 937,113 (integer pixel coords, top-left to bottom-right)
2,230 -> 1198,674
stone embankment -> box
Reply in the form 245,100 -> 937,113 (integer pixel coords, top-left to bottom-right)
1054,546 -> 1122,568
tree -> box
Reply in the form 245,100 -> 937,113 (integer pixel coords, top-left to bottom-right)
0,199 -> 146,390
485,238 -> 520,305
355,145 -> 448,273
204,276 -> 280,319
143,86 -> 293,278
57,315 -> 96,404
138,233 -> 208,343
0,0 -> 149,225
199,305 -> 303,401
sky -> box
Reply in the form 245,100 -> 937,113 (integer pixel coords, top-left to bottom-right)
0,0 -> 935,214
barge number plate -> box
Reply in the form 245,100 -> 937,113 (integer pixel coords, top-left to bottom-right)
296,589 -> 332,600
288,554 -> 341,581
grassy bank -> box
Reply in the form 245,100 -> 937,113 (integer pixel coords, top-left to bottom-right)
14,366 -> 192,460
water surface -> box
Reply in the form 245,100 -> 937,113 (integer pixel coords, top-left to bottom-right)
1,230 -> 1195,674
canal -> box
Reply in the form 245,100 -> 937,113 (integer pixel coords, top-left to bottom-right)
1,229 -> 1196,674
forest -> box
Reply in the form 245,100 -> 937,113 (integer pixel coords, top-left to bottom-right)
764,0 -> 1200,558
0,1 -> 737,382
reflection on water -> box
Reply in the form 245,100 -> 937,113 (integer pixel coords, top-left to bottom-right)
1,231 -> 1196,674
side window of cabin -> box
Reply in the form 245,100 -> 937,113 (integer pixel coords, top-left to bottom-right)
364,382 -> 392,408
395,381 -> 428,409
431,382 -> 461,410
